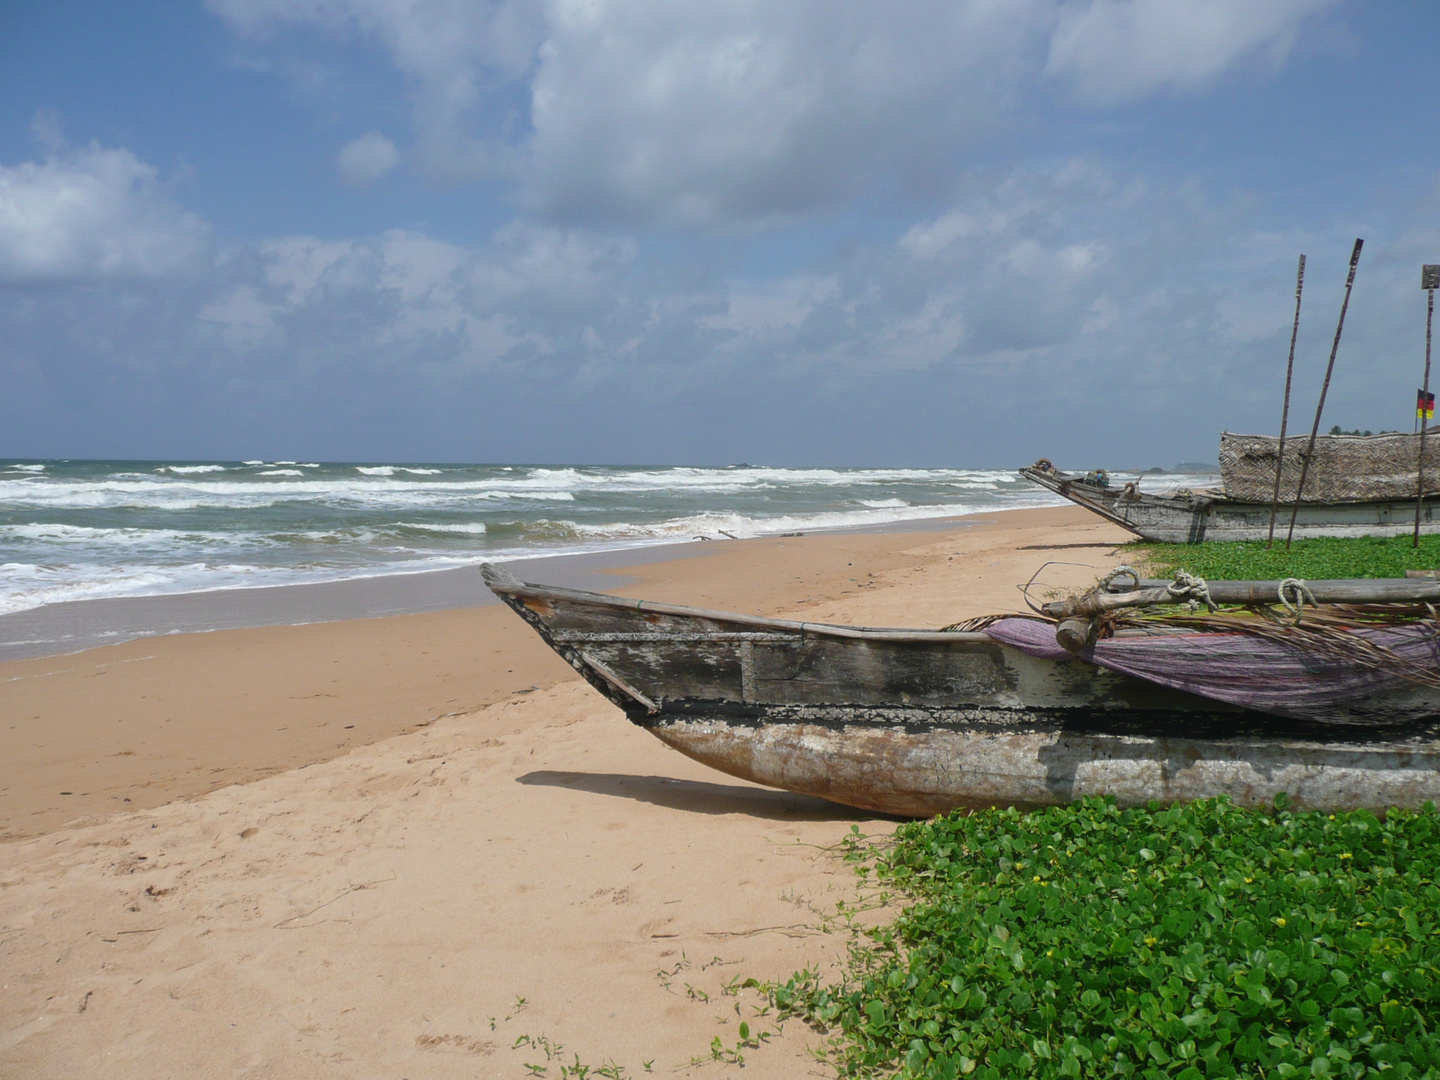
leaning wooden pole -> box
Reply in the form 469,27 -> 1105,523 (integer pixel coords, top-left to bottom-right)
1267,254 -> 1306,548
1415,266 -> 1438,546
1287,238 -> 1363,549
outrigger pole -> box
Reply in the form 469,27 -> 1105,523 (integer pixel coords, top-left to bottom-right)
1267,254 -> 1306,548
1287,238 -> 1363,549
1415,264 -> 1439,547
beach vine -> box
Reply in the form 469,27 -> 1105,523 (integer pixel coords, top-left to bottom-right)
1132,535 -> 1440,582
759,797 -> 1440,1079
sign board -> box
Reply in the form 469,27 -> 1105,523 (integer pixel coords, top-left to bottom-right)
1425,264 -> 1440,290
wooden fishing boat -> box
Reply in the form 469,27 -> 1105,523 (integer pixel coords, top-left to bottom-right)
1020,462 -> 1440,543
1022,432 -> 1440,542
481,564 -> 1440,817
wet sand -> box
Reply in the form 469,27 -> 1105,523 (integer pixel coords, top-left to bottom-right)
0,506 -> 1130,1078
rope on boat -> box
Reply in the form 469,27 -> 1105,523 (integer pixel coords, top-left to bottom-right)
945,577 -> 1440,690
1099,565 -> 1140,592
950,560 -> 1440,691
1277,577 -> 1318,624
1167,569 -> 1217,612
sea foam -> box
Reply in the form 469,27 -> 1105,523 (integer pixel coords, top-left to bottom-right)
0,461 -> 1081,615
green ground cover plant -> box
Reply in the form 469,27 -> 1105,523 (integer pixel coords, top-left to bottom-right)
1131,536 -> 1440,582
766,798 -> 1440,1079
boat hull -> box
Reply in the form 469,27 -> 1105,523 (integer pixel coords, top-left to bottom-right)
1020,465 -> 1440,543
647,715 -> 1440,817
481,565 -> 1440,816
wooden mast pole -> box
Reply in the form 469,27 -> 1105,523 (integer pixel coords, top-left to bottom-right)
1415,264 -> 1439,547
1267,254 -> 1306,548
1287,238 -> 1363,549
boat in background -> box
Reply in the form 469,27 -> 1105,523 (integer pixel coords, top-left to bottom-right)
1021,431 -> 1440,542
481,563 -> 1440,817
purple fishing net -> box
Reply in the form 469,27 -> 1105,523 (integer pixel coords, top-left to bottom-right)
983,616 -> 1440,722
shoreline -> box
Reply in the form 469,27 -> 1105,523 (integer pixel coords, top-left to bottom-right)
0,505 -> 1132,1077
0,504 -> 1127,841
0,541 -> 717,663
0,510 -> 1015,663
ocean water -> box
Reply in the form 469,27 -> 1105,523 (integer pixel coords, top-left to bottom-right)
0,459 -> 1206,616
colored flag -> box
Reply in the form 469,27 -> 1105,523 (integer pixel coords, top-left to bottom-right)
1420,389 -> 1435,420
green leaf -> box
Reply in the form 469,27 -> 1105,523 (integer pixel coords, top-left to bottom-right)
758,799 -> 1440,1079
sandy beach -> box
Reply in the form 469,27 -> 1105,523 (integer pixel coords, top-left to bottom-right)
0,506 -> 1130,1077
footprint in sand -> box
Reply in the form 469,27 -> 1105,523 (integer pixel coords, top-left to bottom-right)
415,1034 -> 496,1055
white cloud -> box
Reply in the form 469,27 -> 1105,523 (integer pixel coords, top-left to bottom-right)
211,0 -> 545,179
5,140 -> 1423,465
901,208 -> 1016,260
197,283 -> 278,350
253,231 -> 477,352
735,160 -> 1236,379
196,223 -> 638,370
1045,0 -> 1340,105
0,140 -> 210,284
700,274 -> 838,333
207,0 -> 1048,223
337,130 -> 400,183
463,222 -> 637,311
0,130 -> 1306,402
180,158 -> 1278,391
525,0 -> 1045,226
210,0 -> 1340,229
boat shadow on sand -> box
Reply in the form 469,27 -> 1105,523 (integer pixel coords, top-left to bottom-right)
516,770 -> 892,820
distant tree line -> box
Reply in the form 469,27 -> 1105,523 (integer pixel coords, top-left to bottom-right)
1328,425 -> 1400,436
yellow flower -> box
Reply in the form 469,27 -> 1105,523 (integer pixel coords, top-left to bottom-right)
1339,853 -> 1352,860
1274,917 -> 1287,927
1143,936 -> 1158,946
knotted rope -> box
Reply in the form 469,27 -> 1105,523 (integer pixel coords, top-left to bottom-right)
1278,577 -> 1318,624
1168,569 -> 1217,612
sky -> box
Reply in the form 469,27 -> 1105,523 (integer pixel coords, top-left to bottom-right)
1,1 -> 1438,468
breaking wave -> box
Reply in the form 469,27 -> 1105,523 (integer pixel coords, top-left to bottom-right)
0,459 -> 1086,615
